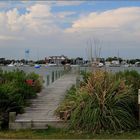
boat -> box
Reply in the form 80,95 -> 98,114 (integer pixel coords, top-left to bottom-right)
8,62 -> 14,67
110,60 -> 120,67
135,62 -> 140,67
124,63 -> 131,67
45,63 -> 57,67
20,62 -> 24,66
34,64 -> 41,68
98,62 -> 104,67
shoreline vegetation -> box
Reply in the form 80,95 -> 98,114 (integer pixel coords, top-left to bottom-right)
0,69 -> 140,138
0,69 -> 43,129
56,70 -> 140,133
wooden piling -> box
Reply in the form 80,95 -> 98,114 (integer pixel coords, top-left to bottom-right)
9,112 -> 16,129
52,71 -> 54,82
138,89 -> 140,126
55,71 -> 57,80
46,75 -> 50,86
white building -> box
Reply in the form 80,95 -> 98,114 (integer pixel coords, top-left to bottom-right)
46,55 -> 67,65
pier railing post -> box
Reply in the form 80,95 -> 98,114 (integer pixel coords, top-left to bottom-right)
78,65 -> 80,74
52,71 -> 54,83
76,76 -> 80,88
46,75 -> 50,86
138,89 -> 140,126
9,112 -> 16,129
58,71 -> 60,78
62,70 -> 64,76
55,70 -> 57,80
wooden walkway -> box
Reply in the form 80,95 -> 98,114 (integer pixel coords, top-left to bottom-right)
9,74 -> 77,129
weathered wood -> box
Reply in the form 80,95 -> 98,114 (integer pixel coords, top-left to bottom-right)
9,112 -> 16,123
9,74 -> 77,129
55,71 -> 57,80
138,89 -> 140,126
52,71 -> 54,82
46,75 -> 50,86
76,76 -> 80,87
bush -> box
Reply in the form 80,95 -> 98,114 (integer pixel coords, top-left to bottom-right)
26,72 -> 43,93
116,70 -> 140,121
56,85 -> 77,114
0,82 -> 24,129
80,71 -> 91,84
116,70 -> 140,94
57,70 -> 138,133
0,69 -> 43,129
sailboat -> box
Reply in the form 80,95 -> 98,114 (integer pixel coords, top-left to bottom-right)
8,62 -> 14,67
34,49 -> 41,68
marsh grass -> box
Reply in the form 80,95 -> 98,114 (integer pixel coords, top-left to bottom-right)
56,70 -> 138,133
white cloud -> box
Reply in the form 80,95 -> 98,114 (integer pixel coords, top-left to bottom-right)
0,3 -> 60,34
0,35 -> 24,40
26,4 -> 51,17
0,4 -> 140,59
66,7 -> 140,32
63,7 -> 140,58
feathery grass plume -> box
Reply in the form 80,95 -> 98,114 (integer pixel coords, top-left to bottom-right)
68,70 -> 137,133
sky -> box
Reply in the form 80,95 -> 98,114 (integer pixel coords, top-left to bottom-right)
0,0 -> 140,60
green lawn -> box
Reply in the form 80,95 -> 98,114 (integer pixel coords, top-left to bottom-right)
0,127 -> 140,139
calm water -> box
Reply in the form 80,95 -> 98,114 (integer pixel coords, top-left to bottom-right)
80,66 -> 140,73
1,65 -> 140,76
0,66 -> 64,87
1,65 -> 140,86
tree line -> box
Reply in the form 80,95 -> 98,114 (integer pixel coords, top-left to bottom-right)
1,57 -> 140,65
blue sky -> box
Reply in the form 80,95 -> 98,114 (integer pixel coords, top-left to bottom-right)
0,1 -> 140,59
1,1 -> 140,29
51,1 -> 140,29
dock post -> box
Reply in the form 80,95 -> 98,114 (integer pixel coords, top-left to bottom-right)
55,71 -> 57,80
61,70 -> 63,76
9,112 -> 16,129
46,75 -> 50,86
58,71 -> 60,78
76,76 -> 80,88
78,65 -> 80,74
52,71 -> 54,83
138,89 -> 140,126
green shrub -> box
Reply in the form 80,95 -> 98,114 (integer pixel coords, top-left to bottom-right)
27,72 -> 43,93
57,70 -> 138,133
80,71 -> 91,84
56,85 -> 77,114
116,70 -> 140,94
116,70 -> 140,121
0,69 -> 43,129
1,69 -> 26,84
0,82 -> 24,129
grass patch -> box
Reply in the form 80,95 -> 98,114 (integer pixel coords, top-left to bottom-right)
0,127 -> 140,139
56,70 -> 138,133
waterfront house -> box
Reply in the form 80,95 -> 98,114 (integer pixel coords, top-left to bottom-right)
45,55 -> 67,65
75,57 -> 83,65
